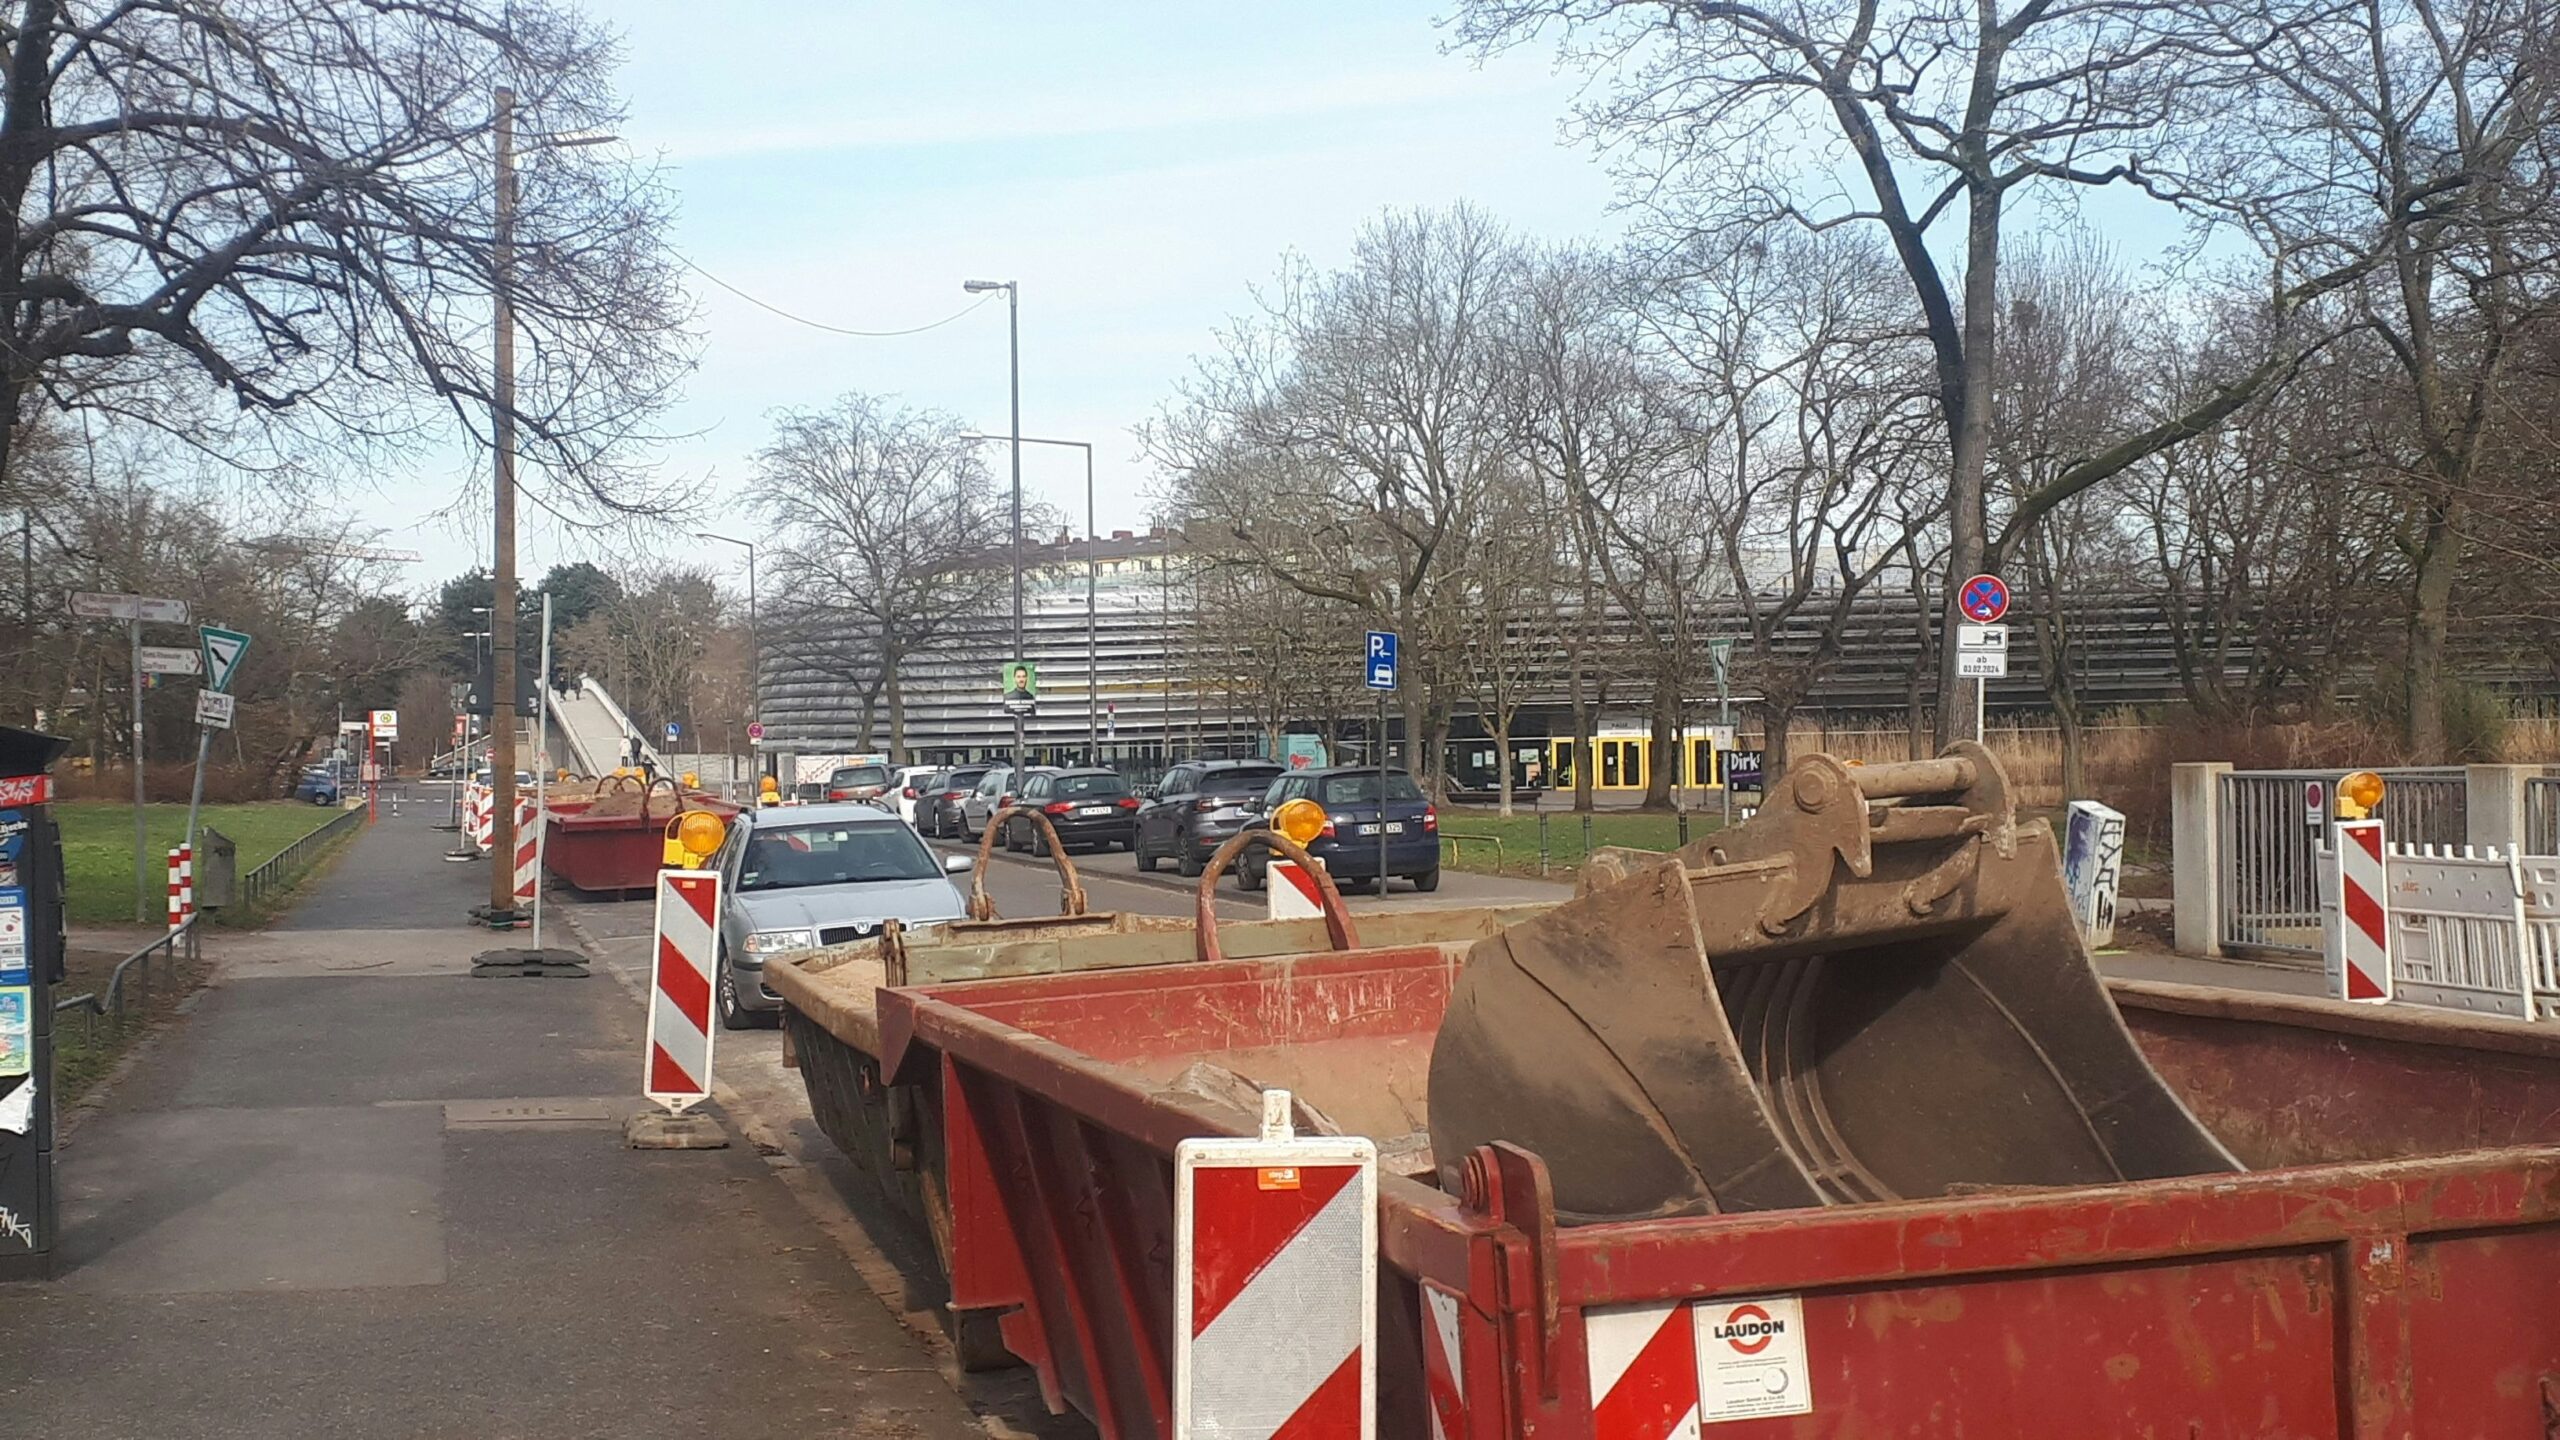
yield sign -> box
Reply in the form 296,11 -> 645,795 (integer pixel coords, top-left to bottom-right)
199,625 -> 252,694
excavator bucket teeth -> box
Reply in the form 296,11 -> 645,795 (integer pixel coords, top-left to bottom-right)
1429,745 -> 2238,1223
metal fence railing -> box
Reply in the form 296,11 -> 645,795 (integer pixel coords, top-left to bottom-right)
2529,777 -> 2560,858
236,805 -> 364,911
53,917 -> 200,1048
2218,767 -> 2467,961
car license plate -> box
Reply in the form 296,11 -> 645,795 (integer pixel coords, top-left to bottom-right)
1358,822 -> 1407,836
1079,806 -> 1113,817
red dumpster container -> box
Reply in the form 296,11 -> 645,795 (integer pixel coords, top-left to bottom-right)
875,947 -> 2560,1438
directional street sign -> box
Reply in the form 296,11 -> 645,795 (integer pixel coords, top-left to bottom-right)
1365,631 -> 1398,691
198,626 -> 251,694
137,646 -> 200,676
1956,623 -> 2010,678
664,722 -> 680,743
1958,573 -> 2010,624
69,591 -> 187,623
194,691 -> 235,730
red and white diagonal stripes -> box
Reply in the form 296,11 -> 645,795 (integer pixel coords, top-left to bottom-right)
1184,1158 -> 1368,1437
511,795 -> 540,905
644,869 -> 719,1111
1269,859 -> 1326,921
1587,1300 -> 1702,1440
2335,820 -> 2392,1004
1420,1285 -> 1465,1440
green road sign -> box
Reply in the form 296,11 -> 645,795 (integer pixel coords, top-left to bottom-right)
199,625 -> 251,694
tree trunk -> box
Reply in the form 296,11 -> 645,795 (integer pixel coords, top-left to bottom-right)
2403,495 -> 2462,760
1934,187 -> 2002,748
1761,698 -> 1797,781
1494,709 -> 1514,818
883,649 -> 907,764
2056,697 -> 2087,802
1643,681 -> 1676,811
1568,632 -> 1593,814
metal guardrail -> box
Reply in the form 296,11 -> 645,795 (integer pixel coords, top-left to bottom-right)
1437,831 -> 1505,871
53,917 -> 200,1047
2217,767 -> 2467,960
237,804 -> 365,911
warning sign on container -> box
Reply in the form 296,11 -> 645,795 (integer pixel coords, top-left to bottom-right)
1696,1294 -> 1812,1422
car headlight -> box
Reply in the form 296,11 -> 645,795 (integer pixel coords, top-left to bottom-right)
744,928 -> 816,955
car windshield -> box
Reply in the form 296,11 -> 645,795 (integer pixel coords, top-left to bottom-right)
1053,773 -> 1127,799
1203,769 -> 1282,794
829,765 -> 890,788
1319,773 -> 1426,806
736,823 -> 940,891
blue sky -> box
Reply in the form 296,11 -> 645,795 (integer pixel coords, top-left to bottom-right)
372,3 -> 1623,592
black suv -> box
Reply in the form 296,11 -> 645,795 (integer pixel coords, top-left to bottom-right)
1134,759 -> 1286,876
916,765 -> 992,838
1003,768 -> 1139,854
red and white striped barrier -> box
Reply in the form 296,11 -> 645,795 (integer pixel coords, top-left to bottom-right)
1585,1294 -> 1812,1434
511,794 -> 540,907
165,846 -> 188,932
470,783 -> 493,854
1268,857 -> 1326,921
1175,1089 -> 1375,1438
644,869 -> 720,1114
2331,819 -> 2391,1003
1419,1285 -> 1466,1440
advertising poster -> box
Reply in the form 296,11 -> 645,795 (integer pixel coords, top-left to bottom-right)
0,986 -> 30,1077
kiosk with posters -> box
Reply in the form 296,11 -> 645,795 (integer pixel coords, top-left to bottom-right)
0,725 -> 70,1282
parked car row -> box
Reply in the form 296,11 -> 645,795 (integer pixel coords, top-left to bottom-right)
898,760 -> 1442,893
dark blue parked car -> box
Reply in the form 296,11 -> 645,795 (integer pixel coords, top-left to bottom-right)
293,765 -> 342,805
1234,766 -> 1439,893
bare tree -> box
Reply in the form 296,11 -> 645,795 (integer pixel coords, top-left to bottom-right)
1460,0 -> 2376,745
754,395 -> 1009,763
1152,204 -> 1523,795
2171,0 -> 2560,753
0,1 -> 691,511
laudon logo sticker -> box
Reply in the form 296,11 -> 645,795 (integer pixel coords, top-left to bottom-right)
1715,1303 -> 1783,1355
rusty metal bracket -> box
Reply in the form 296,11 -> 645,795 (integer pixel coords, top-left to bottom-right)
966,805 -> 1089,921
1193,829 -> 1359,963
1461,1141 -> 1568,1403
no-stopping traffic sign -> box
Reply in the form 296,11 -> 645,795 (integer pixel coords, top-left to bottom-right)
1958,573 -> 2010,624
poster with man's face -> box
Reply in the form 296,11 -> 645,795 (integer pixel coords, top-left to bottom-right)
1000,662 -> 1037,716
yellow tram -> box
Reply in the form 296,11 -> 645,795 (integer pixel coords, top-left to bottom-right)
1544,727 -> 1726,792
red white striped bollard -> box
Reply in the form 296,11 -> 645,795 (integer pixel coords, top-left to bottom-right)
165,847 -> 185,932
511,795 -> 540,910
471,783 -> 493,854
179,843 -> 193,925
2332,818 -> 2392,1003
643,868 -> 720,1114
1174,1089 -> 1376,1437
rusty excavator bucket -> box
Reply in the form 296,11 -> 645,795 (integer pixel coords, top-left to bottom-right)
1429,743 -> 2239,1223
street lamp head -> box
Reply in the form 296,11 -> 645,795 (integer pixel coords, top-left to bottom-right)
962,279 -> 1012,294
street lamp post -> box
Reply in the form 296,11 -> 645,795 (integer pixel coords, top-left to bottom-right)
963,279 -> 1023,767
963,433 -> 1097,760
695,531 -> 758,780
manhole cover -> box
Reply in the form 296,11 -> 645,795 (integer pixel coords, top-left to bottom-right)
444,1098 -> 616,1129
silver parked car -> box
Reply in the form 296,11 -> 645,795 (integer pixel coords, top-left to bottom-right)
709,802 -> 973,1029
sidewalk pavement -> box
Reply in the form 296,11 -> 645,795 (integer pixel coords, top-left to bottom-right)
0,807 -> 1011,1440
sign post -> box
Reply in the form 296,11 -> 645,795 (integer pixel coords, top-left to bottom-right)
1365,632 -> 1397,898
1710,637 -> 1734,826
70,592 -> 187,924
182,624 -> 251,867
1956,574 -> 2010,742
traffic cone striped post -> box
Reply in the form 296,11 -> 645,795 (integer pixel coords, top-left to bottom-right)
166,847 -> 185,932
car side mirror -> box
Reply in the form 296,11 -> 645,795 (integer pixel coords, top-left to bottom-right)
943,854 -> 975,874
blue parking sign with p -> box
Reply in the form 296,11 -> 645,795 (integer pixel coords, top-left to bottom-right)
1365,631 -> 1398,690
